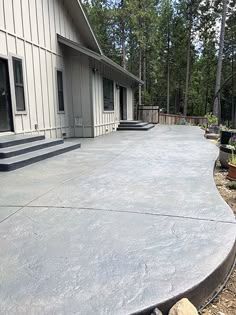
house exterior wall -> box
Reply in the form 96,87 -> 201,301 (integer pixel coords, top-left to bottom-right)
66,53 -> 93,138
91,60 -> 134,137
0,0 -> 84,138
0,0 -> 135,139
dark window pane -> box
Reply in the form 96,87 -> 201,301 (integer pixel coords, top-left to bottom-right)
103,78 -> 114,111
58,92 -> 64,112
57,71 -> 64,111
15,86 -> 25,111
13,59 -> 23,84
13,58 -> 25,111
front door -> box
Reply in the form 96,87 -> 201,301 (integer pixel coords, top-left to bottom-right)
0,58 -> 13,132
120,86 -> 127,120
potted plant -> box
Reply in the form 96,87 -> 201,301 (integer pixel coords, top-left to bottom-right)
227,136 -> 236,181
219,134 -> 236,168
205,113 -> 219,134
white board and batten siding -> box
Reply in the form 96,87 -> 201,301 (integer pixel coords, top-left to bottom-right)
91,60 -> 134,137
65,52 -> 93,138
0,0 -> 84,138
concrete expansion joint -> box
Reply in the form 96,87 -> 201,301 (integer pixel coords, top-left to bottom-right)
4,204 -> 235,226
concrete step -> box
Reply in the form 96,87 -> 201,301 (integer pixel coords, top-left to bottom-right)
0,139 -> 64,159
0,142 -> 81,172
117,124 -> 155,131
119,122 -> 149,128
0,134 -> 45,148
120,120 -> 142,125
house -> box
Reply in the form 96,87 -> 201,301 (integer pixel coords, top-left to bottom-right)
0,0 -> 142,139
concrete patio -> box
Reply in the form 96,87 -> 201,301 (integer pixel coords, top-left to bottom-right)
0,125 -> 235,315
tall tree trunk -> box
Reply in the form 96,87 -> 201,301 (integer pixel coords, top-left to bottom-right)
204,59 -> 210,115
143,49 -> 147,93
231,33 -> 236,128
121,27 -> 126,69
167,57 -> 170,113
138,47 -> 142,115
139,48 -> 142,106
167,1 -> 170,114
184,6 -> 192,116
213,0 -> 228,123
120,0 -> 126,69
174,83 -> 177,114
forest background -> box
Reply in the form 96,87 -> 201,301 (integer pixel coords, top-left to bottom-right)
82,0 -> 236,126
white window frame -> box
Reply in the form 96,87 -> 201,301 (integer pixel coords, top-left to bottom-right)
10,54 -> 28,115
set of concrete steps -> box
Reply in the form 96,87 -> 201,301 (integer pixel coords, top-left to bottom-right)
117,120 -> 155,131
0,134 -> 81,171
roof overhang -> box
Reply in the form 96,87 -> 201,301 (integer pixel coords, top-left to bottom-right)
101,56 -> 143,84
58,35 -> 101,60
58,35 -> 143,85
64,0 -> 102,54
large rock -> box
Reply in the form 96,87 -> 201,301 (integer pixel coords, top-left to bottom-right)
168,298 -> 198,315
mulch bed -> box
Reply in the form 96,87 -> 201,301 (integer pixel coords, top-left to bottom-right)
201,160 -> 236,315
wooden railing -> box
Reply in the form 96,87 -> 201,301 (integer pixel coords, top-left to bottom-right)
159,114 -> 208,126
137,105 -> 208,125
138,105 -> 159,123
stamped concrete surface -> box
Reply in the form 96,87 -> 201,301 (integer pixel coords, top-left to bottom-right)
0,125 -> 235,315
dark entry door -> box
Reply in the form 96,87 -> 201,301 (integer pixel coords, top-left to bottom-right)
0,58 -> 13,132
120,86 -> 127,120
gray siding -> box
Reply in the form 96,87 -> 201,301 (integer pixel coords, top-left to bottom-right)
91,60 -> 134,137
67,53 -> 93,137
0,0 -> 84,138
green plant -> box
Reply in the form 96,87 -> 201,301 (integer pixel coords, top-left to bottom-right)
179,118 -> 187,125
204,113 -> 218,126
227,181 -> 236,190
229,151 -> 236,165
219,125 -> 228,131
229,135 -> 236,149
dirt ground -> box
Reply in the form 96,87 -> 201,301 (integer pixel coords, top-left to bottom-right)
201,160 -> 236,315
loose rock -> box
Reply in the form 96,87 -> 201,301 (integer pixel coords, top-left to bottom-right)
168,298 -> 198,315
151,308 -> 163,315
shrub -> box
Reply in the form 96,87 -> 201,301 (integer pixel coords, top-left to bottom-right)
227,181 -> 236,190
204,113 -> 218,126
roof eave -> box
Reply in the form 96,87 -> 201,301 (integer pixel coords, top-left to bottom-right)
58,35 -> 143,85
101,56 -> 143,85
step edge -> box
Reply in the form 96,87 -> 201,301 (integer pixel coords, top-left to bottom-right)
0,143 -> 81,171
0,139 -> 64,159
0,135 -> 45,148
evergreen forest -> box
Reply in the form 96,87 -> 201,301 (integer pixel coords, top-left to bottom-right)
82,0 -> 236,126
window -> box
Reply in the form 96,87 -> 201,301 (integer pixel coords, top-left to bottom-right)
57,70 -> 65,112
103,78 -> 114,111
13,58 -> 25,111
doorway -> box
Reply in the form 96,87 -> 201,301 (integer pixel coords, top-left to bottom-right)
0,58 -> 13,132
120,86 -> 127,121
